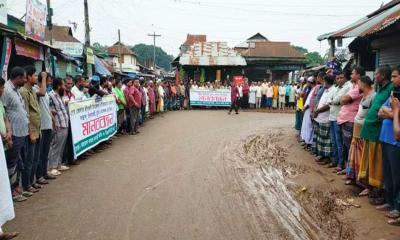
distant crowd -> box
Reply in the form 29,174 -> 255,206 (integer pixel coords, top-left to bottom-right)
191,80 -> 300,110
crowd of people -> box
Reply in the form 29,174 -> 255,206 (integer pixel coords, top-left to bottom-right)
295,64 -> 400,226
191,79 -> 299,110
0,66 -> 186,239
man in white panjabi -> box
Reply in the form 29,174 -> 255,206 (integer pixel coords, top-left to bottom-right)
0,138 -> 18,239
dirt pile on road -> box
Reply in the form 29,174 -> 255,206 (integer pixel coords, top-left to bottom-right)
234,132 -> 356,240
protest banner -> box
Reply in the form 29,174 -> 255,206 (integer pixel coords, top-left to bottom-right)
190,89 -> 231,107
69,95 -> 118,158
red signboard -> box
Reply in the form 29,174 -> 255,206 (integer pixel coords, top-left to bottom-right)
233,75 -> 244,86
1,37 -> 12,80
15,39 -> 43,60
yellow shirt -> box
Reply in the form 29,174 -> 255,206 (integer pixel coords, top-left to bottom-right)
297,97 -> 304,110
272,85 -> 279,99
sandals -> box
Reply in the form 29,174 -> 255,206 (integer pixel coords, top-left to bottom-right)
345,180 -> 355,185
388,217 -> 400,226
0,231 -> 19,240
386,210 -> 400,219
359,188 -> 370,197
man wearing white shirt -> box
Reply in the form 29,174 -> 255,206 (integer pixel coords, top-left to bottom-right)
255,82 -> 262,109
71,75 -> 88,101
278,82 -> 286,110
314,75 -> 335,165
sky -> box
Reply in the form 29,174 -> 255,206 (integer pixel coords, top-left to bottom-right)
7,0 -> 387,57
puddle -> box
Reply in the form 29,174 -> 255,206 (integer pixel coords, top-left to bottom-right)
227,132 -> 355,240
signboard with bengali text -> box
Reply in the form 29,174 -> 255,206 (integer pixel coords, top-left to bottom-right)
25,0 -> 47,41
190,89 -> 231,107
68,95 -> 118,158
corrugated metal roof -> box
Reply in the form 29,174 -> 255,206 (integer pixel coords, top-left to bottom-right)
318,1 -> 400,40
179,42 -> 246,66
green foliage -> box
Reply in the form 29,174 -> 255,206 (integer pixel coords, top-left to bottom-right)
91,42 -> 108,56
130,44 -> 174,71
292,45 -> 327,67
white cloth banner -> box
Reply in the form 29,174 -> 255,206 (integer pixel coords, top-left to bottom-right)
190,89 -> 231,107
249,90 -> 256,104
68,95 -> 118,158
0,138 -> 15,228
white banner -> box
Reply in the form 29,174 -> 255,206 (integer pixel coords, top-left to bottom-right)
0,138 -> 15,227
190,89 -> 231,107
68,95 -> 118,158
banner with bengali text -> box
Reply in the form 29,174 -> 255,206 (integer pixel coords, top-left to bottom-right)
68,95 -> 118,158
190,89 -> 231,107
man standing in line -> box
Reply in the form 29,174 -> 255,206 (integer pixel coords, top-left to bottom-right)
261,80 -> 267,108
34,72 -> 56,182
61,76 -> 77,167
285,82 -> 291,109
114,79 -> 126,133
255,82 -> 262,109
272,81 -> 279,109
71,75 -> 88,101
334,67 -> 364,176
147,81 -> 156,118
327,71 -> 351,169
289,82 -> 297,110
48,78 -> 69,176
123,79 -> 134,134
2,67 -> 30,201
19,66 -> 42,194
266,82 -> 273,110
279,81 -> 286,110
132,79 -> 142,134
313,75 -> 335,165
358,66 -> 393,197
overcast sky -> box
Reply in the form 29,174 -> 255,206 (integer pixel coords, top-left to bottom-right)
7,0 -> 386,56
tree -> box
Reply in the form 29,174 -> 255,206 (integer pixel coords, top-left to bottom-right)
91,42 -> 108,56
130,44 -> 174,71
292,45 -> 326,67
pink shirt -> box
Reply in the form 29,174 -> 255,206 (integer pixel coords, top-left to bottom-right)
337,83 -> 362,125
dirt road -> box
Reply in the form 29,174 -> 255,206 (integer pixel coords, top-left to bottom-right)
4,111 -> 400,240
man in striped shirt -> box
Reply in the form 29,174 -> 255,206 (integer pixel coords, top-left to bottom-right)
1,67 -> 30,202
48,78 -> 69,176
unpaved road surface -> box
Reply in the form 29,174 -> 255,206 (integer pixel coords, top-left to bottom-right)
5,111 -> 400,240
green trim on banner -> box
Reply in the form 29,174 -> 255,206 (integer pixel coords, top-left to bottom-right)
190,101 -> 230,107
74,124 -> 117,156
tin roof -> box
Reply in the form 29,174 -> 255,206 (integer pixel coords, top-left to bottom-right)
236,42 -> 305,59
183,34 -> 207,46
179,42 -> 246,66
45,26 -> 80,43
318,0 -> 400,40
108,42 -> 137,56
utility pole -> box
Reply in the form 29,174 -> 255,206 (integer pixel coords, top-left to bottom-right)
148,32 -> 161,70
83,0 -> 91,75
46,0 -> 55,75
46,0 -> 53,45
118,29 -> 122,73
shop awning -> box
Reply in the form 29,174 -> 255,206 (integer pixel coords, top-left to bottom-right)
94,55 -> 111,76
